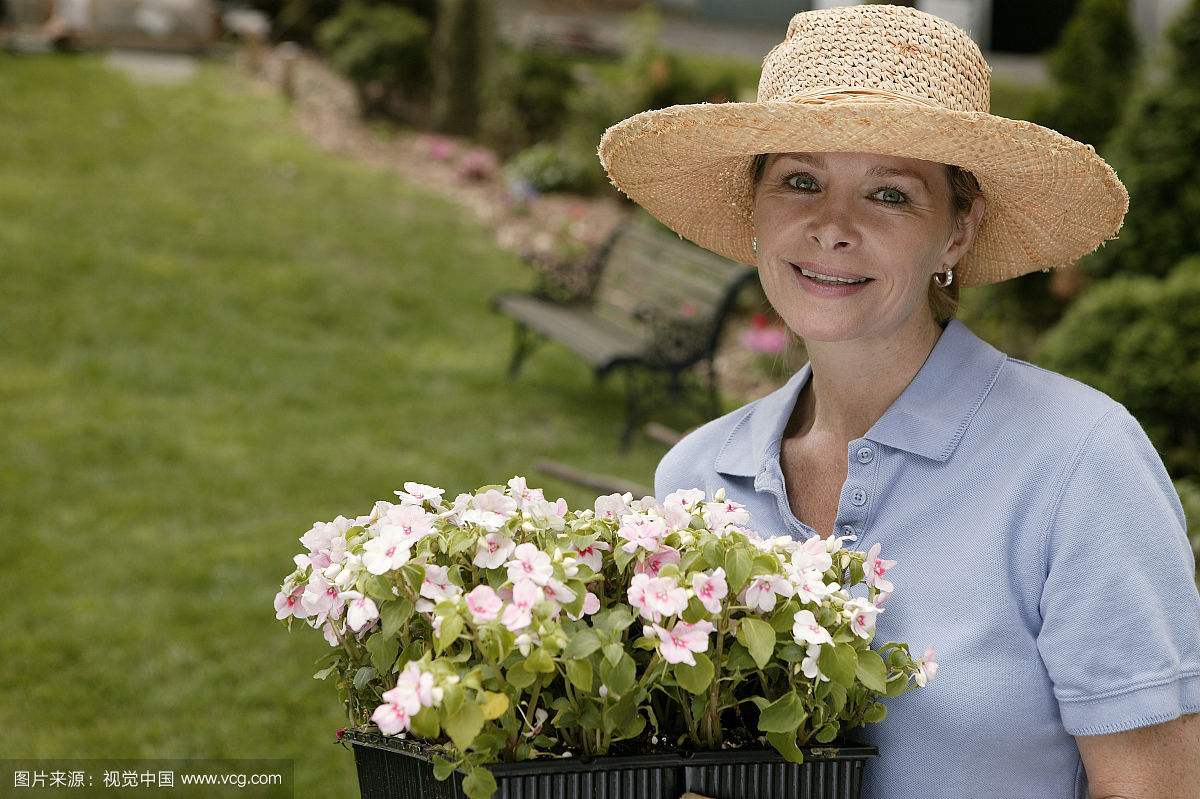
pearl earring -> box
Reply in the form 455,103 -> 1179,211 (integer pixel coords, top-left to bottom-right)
933,267 -> 954,288
751,236 -> 758,254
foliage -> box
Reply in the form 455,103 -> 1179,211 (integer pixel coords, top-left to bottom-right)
1176,479 -> 1200,573
479,47 -> 579,159
315,2 -> 432,114
1082,0 -> 1200,280
1028,0 -> 1141,148
503,142 -> 606,195
277,482 -> 936,798
1034,257 -> 1200,480
249,0 -> 437,47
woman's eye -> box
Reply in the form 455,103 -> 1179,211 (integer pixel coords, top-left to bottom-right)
785,172 -> 817,191
874,186 -> 908,204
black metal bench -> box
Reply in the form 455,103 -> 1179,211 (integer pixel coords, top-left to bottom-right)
490,216 -> 756,450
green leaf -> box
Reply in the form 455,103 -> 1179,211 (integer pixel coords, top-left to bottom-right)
855,649 -> 888,692
462,766 -> 497,799
818,643 -> 859,688
757,691 -> 806,733
410,705 -> 441,739
599,652 -> 636,696
313,664 -> 338,681
566,658 -> 593,692
736,618 -> 777,669
527,647 -> 556,674
768,600 -> 800,633
885,674 -> 912,698
766,731 -> 806,765
724,548 -> 751,594
380,599 -> 414,638
613,547 -> 635,572
673,652 -> 714,694
506,662 -> 536,690
595,606 -> 635,632
864,702 -> 887,723
443,702 -> 485,754
682,596 -> 709,624
724,641 -> 757,671
814,721 -> 840,743
563,629 -> 601,660
479,691 -> 509,721
366,635 -> 399,675
602,642 -> 624,667
431,755 -> 457,781
352,666 -> 376,691
436,613 -> 464,655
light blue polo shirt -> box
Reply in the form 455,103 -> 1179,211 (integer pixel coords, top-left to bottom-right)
653,317 -> 1200,799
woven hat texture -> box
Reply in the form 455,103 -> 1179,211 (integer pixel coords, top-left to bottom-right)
596,4 -> 1130,287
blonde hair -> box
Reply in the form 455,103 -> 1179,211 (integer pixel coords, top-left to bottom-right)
749,153 -> 981,324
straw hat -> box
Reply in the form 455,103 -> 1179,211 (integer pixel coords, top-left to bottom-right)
596,4 -> 1129,288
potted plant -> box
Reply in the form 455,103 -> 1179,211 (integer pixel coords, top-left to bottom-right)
275,480 -> 939,799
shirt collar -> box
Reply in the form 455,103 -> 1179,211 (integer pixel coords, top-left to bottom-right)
713,318 -> 1007,477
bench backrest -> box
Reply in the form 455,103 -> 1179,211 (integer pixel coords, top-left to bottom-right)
591,219 -> 755,365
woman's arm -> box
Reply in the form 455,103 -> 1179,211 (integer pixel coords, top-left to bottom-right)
1076,711 -> 1200,799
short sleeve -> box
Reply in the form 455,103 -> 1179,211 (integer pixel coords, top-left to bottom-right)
1036,405 -> 1200,736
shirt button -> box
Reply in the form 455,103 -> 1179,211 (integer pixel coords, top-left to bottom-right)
850,488 -> 867,506
856,446 -> 874,464
841,524 -> 855,535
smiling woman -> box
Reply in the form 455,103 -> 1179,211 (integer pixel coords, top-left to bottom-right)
596,4 -> 1200,799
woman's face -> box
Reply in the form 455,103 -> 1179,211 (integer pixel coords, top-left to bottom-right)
751,151 -> 983,343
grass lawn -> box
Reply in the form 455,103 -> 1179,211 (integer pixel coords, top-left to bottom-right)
0,51 -> 681,796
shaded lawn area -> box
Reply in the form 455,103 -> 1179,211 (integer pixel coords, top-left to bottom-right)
0,52 -> 675,796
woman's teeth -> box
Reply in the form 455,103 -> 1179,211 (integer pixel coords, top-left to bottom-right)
798,267 -> 869,285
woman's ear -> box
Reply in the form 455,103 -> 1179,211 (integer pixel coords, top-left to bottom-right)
946,196 -> 985,267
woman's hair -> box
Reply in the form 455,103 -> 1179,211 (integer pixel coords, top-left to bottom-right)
749,152 -> 982,324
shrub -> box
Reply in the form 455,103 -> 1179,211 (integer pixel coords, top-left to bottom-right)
430,0 -> 498,136
1028,0 -> 1141,149
1176,479 -> 1200,575
504,142 -> 605,195
316,2 -> 432,117
1034,257 -> 1200,480
1082,0 -> 1200,280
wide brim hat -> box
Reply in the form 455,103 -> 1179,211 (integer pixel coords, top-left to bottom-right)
596,4 -> 1129,288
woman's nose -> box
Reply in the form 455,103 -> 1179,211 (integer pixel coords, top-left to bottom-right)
805,196 -> 860,251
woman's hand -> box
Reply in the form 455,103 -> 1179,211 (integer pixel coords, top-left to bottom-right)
1075,711 -> 1200,799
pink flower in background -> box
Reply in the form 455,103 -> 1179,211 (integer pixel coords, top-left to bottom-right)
740,313 -> 789,355
649,619 -> 715,665
465,585 -> 503,623
635,547 -> 681,578
692,567 -> 728,615
425,134 -> 457,161
457,148 -> 498,182
473,532 -> 516,570
274,585 -> 305,620
864,543 -> 896,594
915,645 -> 939,687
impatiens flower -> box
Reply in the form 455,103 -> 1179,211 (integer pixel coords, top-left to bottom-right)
500,579 -> 543,631
702,498 -> 750,530
372,701 -> 412,735
793,572 -> 837,605
361,529 -> 412,576
438,492 -> 473,526
544,578 -> 577,604
692,567 -> 728,615
464,585 -> 503,623
527,496 -> 568,530
844,597 -> 881,639
864,543 -> 896,595
740,573 -> 795,612
792,609 -> 834,647
790,535 -> 833,575
475,488 -> 519,519
825,531 -> 857,554
506,543 -> 553,586
514,631 -> 540,657
299,516 -> 354,556
274,585 -> 305,620
617,516 -> 668,554
420,564 -> 462,601
573,540 -> 611,573
801,643 -> 830,682
914,645 -> 939,687
628,573 -> 689,622
342,590 -> 380,633
566,591 -> 601,621
594,492 -> 633,520
662,488 -> 703,530
301,574 -> 343,623
507,476 -> 545,506
473,532 -> 516,570
394,482 -> 445,505
320,620 -> 340,647
634,547 -> 680,578
649,619 -> 715,666
377,503 -> 435,545
523,707 -> 549,737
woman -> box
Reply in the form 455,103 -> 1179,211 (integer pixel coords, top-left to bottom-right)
597,5 -> 1200,798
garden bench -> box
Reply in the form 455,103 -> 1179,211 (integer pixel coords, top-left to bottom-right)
490,217 -> 756,450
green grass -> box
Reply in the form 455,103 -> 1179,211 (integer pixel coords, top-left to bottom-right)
0,51 -> 678,797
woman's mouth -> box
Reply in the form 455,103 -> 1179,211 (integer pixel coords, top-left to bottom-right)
790,263 -> 874,296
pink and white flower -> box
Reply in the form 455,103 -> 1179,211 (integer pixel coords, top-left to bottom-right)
544,578 -> 577,604
914,645 -> 939,687
301,573 -> 343,624
594,492 -> 633,520
420,564 -> 462,602
376,503 -> 435,545
617,516 -> 668,554
844,597 -> 881,639
394,482 -> 445,506
628,573 -> 689,622
473,532 -> 516,570
274,585 -> 306,620
500,579 -> 543,631
864,543 -> 896,595
702,498 -> 750,530
634,547 -> 680,578
342,590 -> 380,632
691,568 -> 728,615
648,619 -> 715,666
506,543 -> 553,586
361,528 -> 412,575
464,585 -> 503,623
566,591 -> 601,621
528,497 -> 568,530
789,535 -> 833,575
791,609 -> 834,647
801,643 -> 830,683
573,540 -> 611,573
793,572 -> 837,605
740,573 -> 795,612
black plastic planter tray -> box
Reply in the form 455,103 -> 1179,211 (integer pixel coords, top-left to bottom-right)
343,728 -> 878,799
